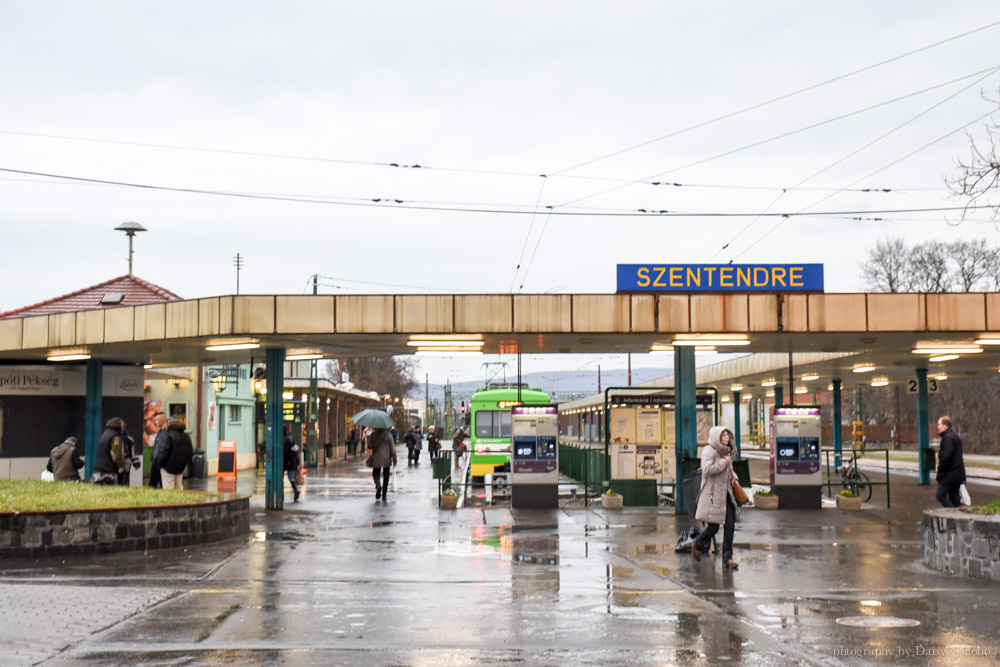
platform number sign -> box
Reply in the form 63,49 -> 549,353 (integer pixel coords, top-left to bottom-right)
907,379 -> 939,394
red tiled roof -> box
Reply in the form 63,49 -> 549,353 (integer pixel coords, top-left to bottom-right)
0,275 -> 182,319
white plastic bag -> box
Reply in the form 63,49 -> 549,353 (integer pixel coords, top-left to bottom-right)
959,484 -> 971,506
40,469 -> 55,482
390,466 -> 397,493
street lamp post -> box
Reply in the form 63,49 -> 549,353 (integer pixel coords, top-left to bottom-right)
212,374 -> 228,441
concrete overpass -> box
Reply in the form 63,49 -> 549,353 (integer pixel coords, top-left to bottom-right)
3,291 -> 999,509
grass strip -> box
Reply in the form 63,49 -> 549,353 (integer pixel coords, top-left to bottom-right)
0,480 -> 220,513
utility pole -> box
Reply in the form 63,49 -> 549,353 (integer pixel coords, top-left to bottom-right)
425,373 -> 429,429
627,353 -> 632,386
307,274 -> 318,465
233,254 -> 245,294
597,365 -> 601,393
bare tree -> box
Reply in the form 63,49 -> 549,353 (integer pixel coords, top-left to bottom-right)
324,356 -> 417,403
952,238 -> 998,291
908,240 -> 952,292
946,89 -> 1000,224
859,237 -> 910,292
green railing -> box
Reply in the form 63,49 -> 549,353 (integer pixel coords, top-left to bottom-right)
822,447 -> 891,508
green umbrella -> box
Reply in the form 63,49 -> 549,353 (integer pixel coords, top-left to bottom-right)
351,409 -> 394,429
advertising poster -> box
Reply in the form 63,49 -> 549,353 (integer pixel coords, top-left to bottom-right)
611,443 -> 637,479
636,444 -> 662,479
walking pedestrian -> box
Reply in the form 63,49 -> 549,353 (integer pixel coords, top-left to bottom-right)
427,426 -> 440,459
935,416 -> 967,508
149,412 -> 168,488
404,427 -> 417,465
368,427 -> 397,500
93,417 -> 127,485
283,424 -> 301,502
692,426 -> 740,570
452,426 -> 468,468
413,426 -> 423,465
155,415 -> 193,490
46,436 -> 84,481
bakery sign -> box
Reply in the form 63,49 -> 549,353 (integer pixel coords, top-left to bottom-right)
0,366 -> 143,397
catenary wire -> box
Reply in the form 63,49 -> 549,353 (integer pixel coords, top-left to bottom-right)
729,107 -> 1000,260
0,166 -> 981,218
549,19 -> 1000,176
708,65 -> 1000,261
509,175 -> 549,293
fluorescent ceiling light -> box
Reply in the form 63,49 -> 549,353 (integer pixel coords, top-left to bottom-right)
871,377 -> 889,387
730,384 -> 744,392
415,350 -> 484,356
934,374 -> 948,381
974,338 -> 1000,345
205,342 -> 260,351
912,347 -> 981,355
672,336 -> 750,346
765,390 -> 775,397
794,387 -> 809,394
761,378 -> 777,387
649,350 -> 673,355
286,353 -> 324,361
406,340 -> 484,347
408,334 -> 482,341
47,353 -> 91,362
928,354 -> 959,363
852,364 -> 876,373
801,373 -> 819,381
720,395 -> 731,402
143,364 -> 153,369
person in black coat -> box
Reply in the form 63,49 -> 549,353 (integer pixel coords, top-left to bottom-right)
283,424 -> 301,502
155,416 -> 193,490
149,412 -> 168,489
93,418 -> 127,484
404,427 -> 417,465
935,415 -> 967,507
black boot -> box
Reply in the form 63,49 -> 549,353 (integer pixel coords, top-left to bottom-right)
375,486 -> 382,500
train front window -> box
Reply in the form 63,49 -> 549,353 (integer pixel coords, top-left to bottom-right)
474,411 -> 512,438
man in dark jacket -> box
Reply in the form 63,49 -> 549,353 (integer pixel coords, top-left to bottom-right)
283,424 -> 301,502
404,427 -> 417,465
94,418 -> 127,484
46,436 -> 84,481
935,415 -> 967,507
155,416 -> 193,490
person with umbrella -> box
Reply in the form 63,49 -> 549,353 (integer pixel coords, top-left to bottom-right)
353,409 -> 398,500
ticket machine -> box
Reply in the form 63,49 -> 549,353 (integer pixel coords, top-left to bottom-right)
511,406 -> 559,508
769,406 -> 822,509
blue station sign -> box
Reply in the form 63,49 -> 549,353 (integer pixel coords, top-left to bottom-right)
617,263 -> 824,292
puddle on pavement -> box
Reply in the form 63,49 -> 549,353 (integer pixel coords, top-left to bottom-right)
251,531 -> 312,543
514,553 -> 559,565
585,524 -> 632,532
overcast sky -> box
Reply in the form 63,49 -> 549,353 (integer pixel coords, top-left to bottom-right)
2,2 -> 999,384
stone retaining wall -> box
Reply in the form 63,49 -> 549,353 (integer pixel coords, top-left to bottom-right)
0,497 -> 249,560
923,508 -> 1000,581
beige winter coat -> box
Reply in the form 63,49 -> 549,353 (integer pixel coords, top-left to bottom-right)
695,425 -> 740,525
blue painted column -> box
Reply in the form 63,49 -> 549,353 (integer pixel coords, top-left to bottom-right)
732,391 -> 742,456
833,379 -> 843,469
84,359 -> 103,481
673,346 -> 696,516
916,368 -> 930,486
265,347 -> 286,510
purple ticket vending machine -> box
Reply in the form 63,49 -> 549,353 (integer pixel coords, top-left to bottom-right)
511,406 -> 559,508
769,406 -> 822,509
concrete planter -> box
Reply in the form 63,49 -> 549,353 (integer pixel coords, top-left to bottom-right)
440,493 -> 459,509
924,508 -> 1000,581
837,495 -> 863,511
754,494 -> 779,510
601,493 -> 624,510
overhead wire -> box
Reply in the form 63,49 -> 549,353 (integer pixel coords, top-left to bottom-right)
730,106 -> 1000,260
0,167 -> 981,218
711,65 -> 1000,261
555,64 -> 1000,209
549,19 -> 1000,176
509,175 -> 549,292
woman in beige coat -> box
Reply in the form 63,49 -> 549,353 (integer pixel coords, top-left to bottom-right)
693,425 -> 740,569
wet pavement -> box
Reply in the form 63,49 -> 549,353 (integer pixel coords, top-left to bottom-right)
2,445 -> 999,666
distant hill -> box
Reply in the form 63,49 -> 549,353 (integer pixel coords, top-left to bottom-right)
413,368 -> 668,405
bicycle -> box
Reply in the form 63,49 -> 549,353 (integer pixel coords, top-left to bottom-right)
839,451 -> 872,502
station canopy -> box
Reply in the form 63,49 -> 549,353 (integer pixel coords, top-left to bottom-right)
1,292 -> 999,390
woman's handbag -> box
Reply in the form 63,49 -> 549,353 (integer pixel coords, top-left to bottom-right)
295,467 -> 306,485
731,478 -> 749,505
365,454 -> 374,468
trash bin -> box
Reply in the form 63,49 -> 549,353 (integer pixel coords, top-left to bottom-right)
732,458 -> 751,488
922,447 -> 936,472
681,457 -> 701,479
189,451 -> 206,479
324,443 -> 334,459
680,469 -> 702,520
433,453 -> 452,479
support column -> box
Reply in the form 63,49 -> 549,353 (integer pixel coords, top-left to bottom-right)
265,347 -> 286,510
674,346 -> 696,516
733,391 -> 742,456
916,368 -> 930,486
774,385 -> 784,408
84,359 -> 103,481
308,359 -> 318,468
833,379 -> 843,469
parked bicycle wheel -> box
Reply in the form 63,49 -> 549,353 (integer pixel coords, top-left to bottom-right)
848,471 -> 872,502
